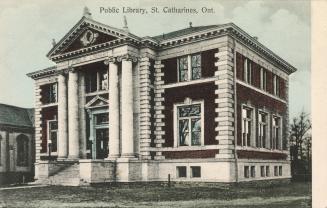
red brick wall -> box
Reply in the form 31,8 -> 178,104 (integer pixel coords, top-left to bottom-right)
236,52 -> 245,81
41,106 -> 57,153
201,49 -> 217,78
237,150 -> 287,160
163,82 -> 217,147
162,149 -> 219,159
162,58 -> 178,84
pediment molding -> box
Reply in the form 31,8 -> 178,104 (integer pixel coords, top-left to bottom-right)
85,95 -> 109,108
48,17 -> 141,61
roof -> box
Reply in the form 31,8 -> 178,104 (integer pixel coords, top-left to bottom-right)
151,25 -> 219,41
0,103 -> 34,128
27,17 -> 297,78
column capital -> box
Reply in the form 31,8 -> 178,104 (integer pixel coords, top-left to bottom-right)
117,54 -> 138,63
104,57 -> 117,65
57,65 -> 76,75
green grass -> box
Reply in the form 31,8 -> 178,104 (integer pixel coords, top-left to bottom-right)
0,182 -> 311,208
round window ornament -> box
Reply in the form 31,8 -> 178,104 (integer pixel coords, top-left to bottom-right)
80,30 -> 99,46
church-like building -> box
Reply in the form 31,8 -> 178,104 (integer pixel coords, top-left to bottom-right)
27,8 -> 296,185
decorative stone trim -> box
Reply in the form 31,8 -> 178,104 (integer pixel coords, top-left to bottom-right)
153,60 -> 165,160
34,83 -> 43,164
214,39 -> 235,159
138,56 -> 152,160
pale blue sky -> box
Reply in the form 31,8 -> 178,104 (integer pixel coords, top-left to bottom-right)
0,0 -> 310,119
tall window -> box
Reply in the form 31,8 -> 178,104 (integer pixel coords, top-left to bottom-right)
48,120 -> 58,152
177,103 -> 202,146
273,75 -> 280,97
257,112 -> 267,148
41,83 -> 57,104
85,69 -> 108,93
243,58 -> 252,84
260,68 -> 267,91
242,106 -> 253,147
178,54 -> 201,82
272,116 -> 281,149
17,134 -> 29,166
178,56 -> 188,81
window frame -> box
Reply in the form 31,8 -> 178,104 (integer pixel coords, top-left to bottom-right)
260,67 -> 267,91
271,114 -> 282,150
47,119 -> 58,154
273,75 -> 280,97
190,166 -> 201,178
266,166 -> 270,177
244,166 -> 250,178
176,166 -> 187,178
279,166 -> 283,176
257,111 -> 268,148
241,105 -> 254,147
260,166 -> 265,177
250,166 -> 256,178
243,58 -> 252,84
177,53 -> 202,82
85,69 -> 109,94
173,100 -> 204,148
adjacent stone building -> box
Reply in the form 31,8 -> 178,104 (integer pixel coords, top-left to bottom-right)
0,103 -> 34,184
27,9 -> 296,185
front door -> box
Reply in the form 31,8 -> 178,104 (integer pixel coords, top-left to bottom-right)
89,111 -> 109,159
95,128 -> 109,159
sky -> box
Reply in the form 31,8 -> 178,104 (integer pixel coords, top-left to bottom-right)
0,0 -> 310,119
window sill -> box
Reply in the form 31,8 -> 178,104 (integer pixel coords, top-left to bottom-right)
159,145 -> 219,151
236,146 -> 288,154
163,77 -> 216,89
41,103 -> 58,108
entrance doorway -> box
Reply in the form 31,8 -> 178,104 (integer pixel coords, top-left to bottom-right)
88,109 -> 109,159
95,128 -> 109,159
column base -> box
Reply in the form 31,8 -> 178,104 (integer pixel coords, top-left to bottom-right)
120,153 -> 136,158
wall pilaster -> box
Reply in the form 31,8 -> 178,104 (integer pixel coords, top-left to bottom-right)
153,60 -> 165,160
214,38 -> 236,159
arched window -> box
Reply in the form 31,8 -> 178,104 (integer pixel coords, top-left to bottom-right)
17,134 -> 29,166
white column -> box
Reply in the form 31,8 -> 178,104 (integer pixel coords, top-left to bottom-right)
57,72 -> 68,159
68,69 -> 80,159
107,61 -> 120,158
121,58 -> 134,157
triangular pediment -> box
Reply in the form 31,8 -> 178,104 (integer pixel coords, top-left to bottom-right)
85,95 -> 109,108
62,28 -> 118,53
47,17 -> 134,59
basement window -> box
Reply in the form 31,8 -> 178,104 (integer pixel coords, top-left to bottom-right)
260,166 -> 265,177
177,166 -> 187,178
250,166 -> 256,178
191,166 -> 201,178
244,166 -> 250,178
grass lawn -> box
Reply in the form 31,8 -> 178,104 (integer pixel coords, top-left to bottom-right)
0,182 -> 311,208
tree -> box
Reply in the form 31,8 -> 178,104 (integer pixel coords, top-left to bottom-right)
289,111 -> 311,181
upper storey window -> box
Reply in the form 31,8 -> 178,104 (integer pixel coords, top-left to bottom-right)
273,75 -> 280,97
260,68 -> 267,91
178,54 -> 201,82
243,58 -> 252,84
41,83 -> 57,104
85,69 -> 108,93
